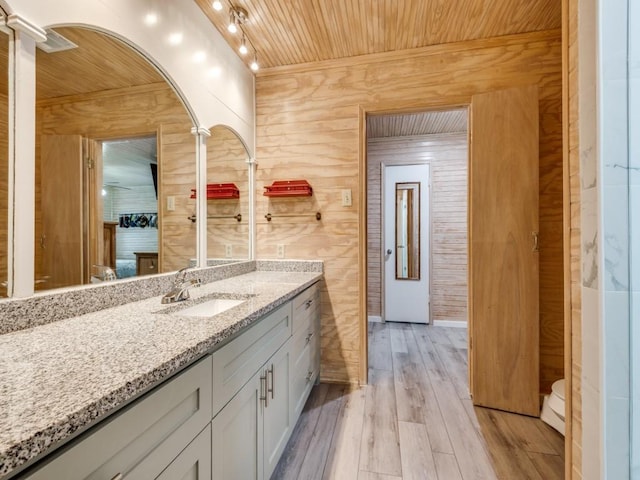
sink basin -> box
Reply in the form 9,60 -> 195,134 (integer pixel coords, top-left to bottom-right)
176,298 -> 245,317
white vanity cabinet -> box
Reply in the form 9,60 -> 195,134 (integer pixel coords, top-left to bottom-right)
24,356 -> 213,480
17,282 -> 321,480
210,302 -> 293,480
290,283 -> 321,420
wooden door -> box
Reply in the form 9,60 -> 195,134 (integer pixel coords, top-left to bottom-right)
84,138 -> 103,283
469,85 -> 540,416
41,135 -> 84,289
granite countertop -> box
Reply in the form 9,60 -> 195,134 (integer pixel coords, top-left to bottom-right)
0,270 -> 322,478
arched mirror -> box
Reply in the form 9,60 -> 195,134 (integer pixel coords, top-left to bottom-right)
34,26 -> 197,290
0,24 -> 9,297
206,125 -> 250,262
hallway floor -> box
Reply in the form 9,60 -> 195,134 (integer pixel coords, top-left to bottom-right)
273,322 -> 564,479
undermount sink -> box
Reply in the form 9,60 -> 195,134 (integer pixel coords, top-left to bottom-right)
176,298 -> 246,317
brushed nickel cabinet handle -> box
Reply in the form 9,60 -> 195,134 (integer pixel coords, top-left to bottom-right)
111,474 -> 123,480
260,371 -> 268,407
267,365 -> 275,399
305,299 -> 313,309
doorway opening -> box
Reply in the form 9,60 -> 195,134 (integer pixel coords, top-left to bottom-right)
361,94 -> 565,477
366,108 -> 469,327
101,135 -> 159,280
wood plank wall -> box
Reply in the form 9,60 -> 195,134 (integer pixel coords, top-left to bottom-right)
35,83 -> 196,279
256,30 -> 564,387
0,94 -> 7,298
366,134 -> 468,324
206,126 -> 250,260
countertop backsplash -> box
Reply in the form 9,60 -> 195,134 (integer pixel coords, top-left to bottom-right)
0,260 -> 322,335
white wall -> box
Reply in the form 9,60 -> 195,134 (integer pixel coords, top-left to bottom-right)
4,0 -> 255,153
578,0 -> 602,477
598,0 -> 633,478
105,186 -> 158,260
629,0 -> 640,476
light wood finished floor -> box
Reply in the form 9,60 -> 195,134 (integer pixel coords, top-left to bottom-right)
273,322 -> 565,479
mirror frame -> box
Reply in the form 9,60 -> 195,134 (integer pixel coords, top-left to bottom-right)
395,181 -> 421,281
2,20 -> 255,299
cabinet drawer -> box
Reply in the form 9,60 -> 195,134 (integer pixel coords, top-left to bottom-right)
292,283 -> 320,333
25,356 -> 213,480
290,347 -> 313,420
290,317 -> 312,372
156,424 -> 211,480
212,302 -> 292,415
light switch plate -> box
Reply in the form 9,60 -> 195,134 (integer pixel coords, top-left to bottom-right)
341,189 -> 352,207
167,196 -> 176,211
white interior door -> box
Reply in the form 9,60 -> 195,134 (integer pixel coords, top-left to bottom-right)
383,164 -> 430,323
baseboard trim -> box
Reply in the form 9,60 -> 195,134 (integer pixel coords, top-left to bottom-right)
432,320 -> 467,328
368,315 -> 382,323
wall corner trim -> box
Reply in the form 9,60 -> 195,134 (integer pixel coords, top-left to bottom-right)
6,14 -> 46,42
191,126 -> 211,137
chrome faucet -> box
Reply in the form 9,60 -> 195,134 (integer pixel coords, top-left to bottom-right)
161,267 -> 202,304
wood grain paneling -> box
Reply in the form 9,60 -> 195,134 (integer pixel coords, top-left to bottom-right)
196,0 -> 561,69
36,83 -> 196,280
255,30 -> 564,386
206,126 -> 250,260
469,85 -> 540,416
367,133 -> 468,324
367,109 -> 467,138
36,27 -> 164,100
567,0 -> 581,476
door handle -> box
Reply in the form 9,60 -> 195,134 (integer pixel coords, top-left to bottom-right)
532,231 -> 539,252
386,249 -> 392,255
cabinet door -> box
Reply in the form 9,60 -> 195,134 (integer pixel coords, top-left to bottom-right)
25,357 -> 212,480
212,302 -> 292,416
212,369 -> 263,480
156,424 -> 211,480
263,345 -> 292,480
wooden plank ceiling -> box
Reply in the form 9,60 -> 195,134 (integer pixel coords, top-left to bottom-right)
36,27 -> 164,101
367,108 -> 468,138
195,0 -> 561,70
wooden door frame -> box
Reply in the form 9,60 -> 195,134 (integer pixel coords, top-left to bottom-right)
358,102 -> 469,386
357,99 -> 572,473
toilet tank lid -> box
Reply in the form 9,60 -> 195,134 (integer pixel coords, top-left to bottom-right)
551,379 -> 565,400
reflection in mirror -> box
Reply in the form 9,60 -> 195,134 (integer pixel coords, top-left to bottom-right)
0,28 -> 8,297
206,126 -> 250,263
34,26 -> 196,291
395,182 -> 420,280
102,136 -> 159,279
